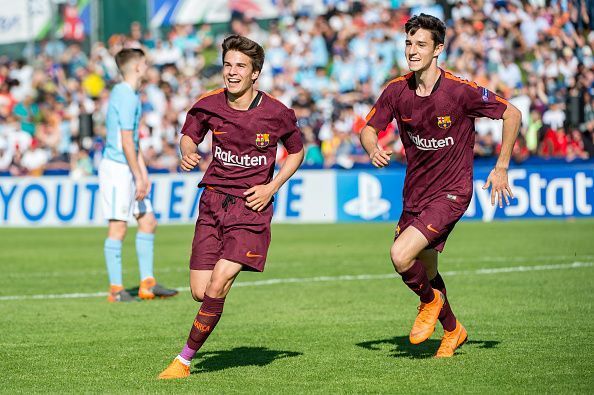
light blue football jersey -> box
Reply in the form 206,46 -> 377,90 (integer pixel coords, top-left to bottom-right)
103,82 -> 141,164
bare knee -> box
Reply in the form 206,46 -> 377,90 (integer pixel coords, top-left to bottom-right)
138,214 -> 157,234
108,221 -> 127,240
390,245 -> 414,273
205,278 -> 229,299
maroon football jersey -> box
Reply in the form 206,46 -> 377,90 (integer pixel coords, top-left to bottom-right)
181,89 -> 303,197
367,69 -> 508,211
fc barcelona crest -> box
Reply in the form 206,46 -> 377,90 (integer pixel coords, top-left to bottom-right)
437,116 -> 452,129
256,133 -> 270,148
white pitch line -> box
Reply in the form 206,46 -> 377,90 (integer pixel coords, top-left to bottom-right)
4,255 -> 594,279
0,261 -> 592,302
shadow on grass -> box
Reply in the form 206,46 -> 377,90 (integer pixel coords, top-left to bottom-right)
191,346 -> 302,373
356,336 -> 499,359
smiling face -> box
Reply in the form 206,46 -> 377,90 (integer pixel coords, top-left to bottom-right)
405,28 -> 443,72
223,50 -> 260,97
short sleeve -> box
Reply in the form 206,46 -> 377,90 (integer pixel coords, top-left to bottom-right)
181,108 -> 209,144
117,89 -> 139,130
366,86 -> 396,131
279,109 -> 303,154
464,85 -> 507,120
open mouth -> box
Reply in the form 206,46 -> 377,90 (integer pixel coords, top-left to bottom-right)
227,78 -> 241,87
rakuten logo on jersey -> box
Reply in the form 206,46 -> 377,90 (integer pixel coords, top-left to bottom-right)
214,146 -> 267,168
407,131 -> 454,151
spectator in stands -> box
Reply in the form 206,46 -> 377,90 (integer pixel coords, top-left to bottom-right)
0,1 -> 593,175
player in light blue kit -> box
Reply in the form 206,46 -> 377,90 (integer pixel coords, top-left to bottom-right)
99,48 -> 177,302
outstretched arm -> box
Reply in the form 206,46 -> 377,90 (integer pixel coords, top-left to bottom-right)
244,148 -> 304,212
482,104 -> 521,207
360,125 -> 392,167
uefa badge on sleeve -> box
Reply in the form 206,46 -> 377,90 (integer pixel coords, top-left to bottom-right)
256,133 -> 270,148
437,116 -> 452,129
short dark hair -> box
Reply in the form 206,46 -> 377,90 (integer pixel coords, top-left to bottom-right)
115,48 -> 145,71
222,35 -> 265,73
405,14 -> 446,46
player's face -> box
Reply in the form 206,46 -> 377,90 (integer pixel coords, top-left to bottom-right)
223,50 -> 260,96
405,28 -> 443,72
137,57 -> 148,79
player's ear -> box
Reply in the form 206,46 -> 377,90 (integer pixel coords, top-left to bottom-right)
433,43 -> 444,58
251,69 -> 260,82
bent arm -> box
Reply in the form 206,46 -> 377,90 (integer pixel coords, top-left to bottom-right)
360,125 -> 380,157
360,124 -> 392,167
180,134 -> 198,157
270,148 -> 304,193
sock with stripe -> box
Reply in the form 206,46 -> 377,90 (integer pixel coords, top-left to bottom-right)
179,294 -> 226,362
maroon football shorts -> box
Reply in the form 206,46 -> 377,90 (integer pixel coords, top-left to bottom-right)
190,189 -> 272,272
394,199 -> 468,252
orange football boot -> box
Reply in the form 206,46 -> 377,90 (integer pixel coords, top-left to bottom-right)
139,277 -> 178,300
435,320 -> 468,358
138,277 -> 156,300
158,358 -> 190,380
409,288 -> 445,344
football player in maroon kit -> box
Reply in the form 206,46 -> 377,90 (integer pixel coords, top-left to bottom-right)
360,14 -> 521,357
159,35 -> 304,379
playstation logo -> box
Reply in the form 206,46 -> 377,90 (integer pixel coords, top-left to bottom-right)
343,173 -> 391,220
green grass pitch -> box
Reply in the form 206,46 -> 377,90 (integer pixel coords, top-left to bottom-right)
0,220 -> 593,393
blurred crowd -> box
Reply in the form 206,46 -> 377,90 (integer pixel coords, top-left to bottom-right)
0,0 -> 593,176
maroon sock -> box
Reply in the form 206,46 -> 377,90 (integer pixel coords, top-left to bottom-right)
399,260 -> 435,303
185,294 -> 226,352
430,272 -> 457,332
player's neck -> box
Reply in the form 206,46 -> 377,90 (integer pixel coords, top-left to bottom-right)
123,75 -> 140,91
414,65 -> 441,97
226,87 -> 258,111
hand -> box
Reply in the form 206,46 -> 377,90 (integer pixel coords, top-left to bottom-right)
135,178 -> 147,201
482,167 -> 514,208
181,153 -> 201,171
370,148 -> 392,168
244,184 -> 276,212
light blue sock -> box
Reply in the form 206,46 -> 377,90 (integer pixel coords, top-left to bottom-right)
136,232 -> 155,281
104,238 -> 123,286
